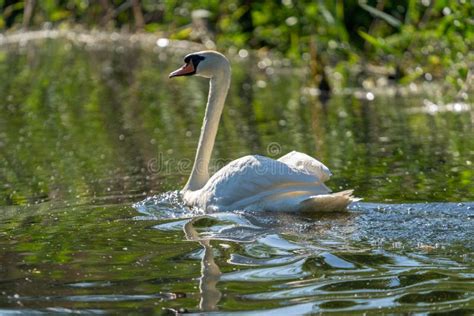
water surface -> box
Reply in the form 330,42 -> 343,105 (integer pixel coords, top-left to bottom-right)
0,37 -> 473,314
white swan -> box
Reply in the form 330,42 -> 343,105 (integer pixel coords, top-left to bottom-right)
169,51 -> 357,212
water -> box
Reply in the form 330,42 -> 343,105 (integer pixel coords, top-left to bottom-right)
0,36 -> 473,314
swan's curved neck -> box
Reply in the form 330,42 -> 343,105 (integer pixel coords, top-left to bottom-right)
184,68 -> 231,191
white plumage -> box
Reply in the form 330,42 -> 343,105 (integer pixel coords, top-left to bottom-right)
169,51 -> 358,213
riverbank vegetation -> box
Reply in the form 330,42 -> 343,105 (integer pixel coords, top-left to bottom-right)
1,1 -> 473,91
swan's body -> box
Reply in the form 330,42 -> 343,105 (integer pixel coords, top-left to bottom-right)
169,51 -> 357,212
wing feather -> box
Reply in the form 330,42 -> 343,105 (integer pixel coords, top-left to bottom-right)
278,151 -> 332,182
202,154 -> 331,210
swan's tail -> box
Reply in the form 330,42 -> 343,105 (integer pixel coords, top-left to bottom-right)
299,190 -> 360,212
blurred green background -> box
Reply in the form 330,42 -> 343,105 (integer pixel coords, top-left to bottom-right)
1,0 -> 473,90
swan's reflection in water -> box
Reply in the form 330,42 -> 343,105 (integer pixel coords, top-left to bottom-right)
179,211 -> 356,312
139,196 -> 474,314
184,217 -> 222,312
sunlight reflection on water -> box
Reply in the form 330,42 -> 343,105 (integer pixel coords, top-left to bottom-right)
131,192 -> 474,313
0,37 -> 473,314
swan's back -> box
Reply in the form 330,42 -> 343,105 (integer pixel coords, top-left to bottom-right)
193,153 -> 335,211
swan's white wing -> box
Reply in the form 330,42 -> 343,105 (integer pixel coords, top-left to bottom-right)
277,151 -> 332,182
195,155 -> 331,211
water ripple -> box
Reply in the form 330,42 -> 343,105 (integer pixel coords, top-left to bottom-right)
133,194 -> 474,313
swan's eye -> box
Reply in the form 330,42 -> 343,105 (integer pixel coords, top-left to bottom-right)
184,55 -> 205,67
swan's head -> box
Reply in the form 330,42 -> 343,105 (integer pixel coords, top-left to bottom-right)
169,51 -> 230,79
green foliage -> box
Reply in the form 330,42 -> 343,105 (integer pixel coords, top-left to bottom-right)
0,0 -> 472,85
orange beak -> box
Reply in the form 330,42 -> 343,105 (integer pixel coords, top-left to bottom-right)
169,62 -> 195,78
